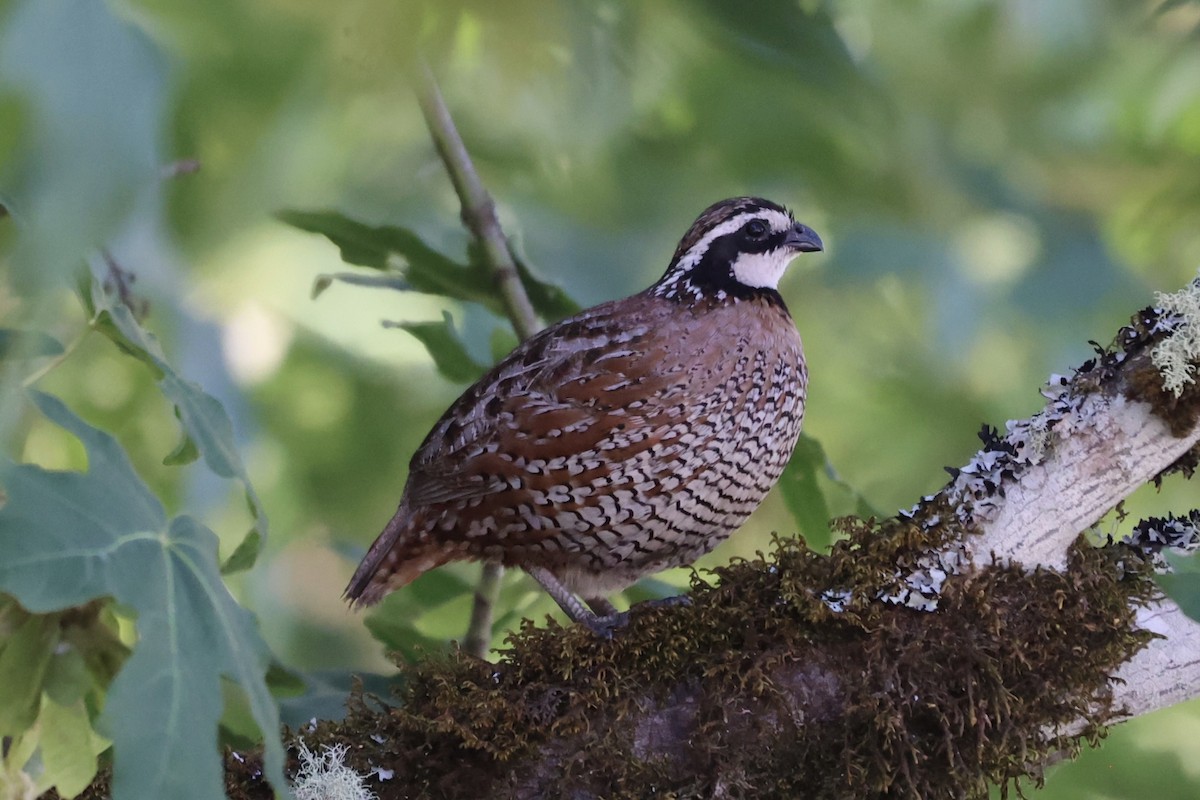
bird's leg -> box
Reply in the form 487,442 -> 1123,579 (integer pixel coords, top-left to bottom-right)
525,566 -> 625,638
585,596 -> 619,617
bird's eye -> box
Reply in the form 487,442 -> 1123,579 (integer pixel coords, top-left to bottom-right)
744,219 -> 769,240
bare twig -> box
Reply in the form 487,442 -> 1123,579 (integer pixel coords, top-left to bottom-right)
414,63 -> 539,341
414,61 -> 542,658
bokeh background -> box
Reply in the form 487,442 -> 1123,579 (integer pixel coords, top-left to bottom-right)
2,0 -> 1199,796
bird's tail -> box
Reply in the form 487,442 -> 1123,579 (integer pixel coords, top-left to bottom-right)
343,506 -> 464,608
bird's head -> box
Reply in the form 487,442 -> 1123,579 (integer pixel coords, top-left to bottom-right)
653,197 -> 823,303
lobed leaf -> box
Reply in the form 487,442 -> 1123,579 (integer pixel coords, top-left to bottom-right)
0,391 -> 288,800
83,276 -> 267,570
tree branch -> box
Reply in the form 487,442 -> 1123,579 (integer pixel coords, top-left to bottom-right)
413,61 -> 543,658
241,277 -> 1200,800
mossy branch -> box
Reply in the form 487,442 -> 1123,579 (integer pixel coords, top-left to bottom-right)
202,277 -> 1199,800
414,61 -> 542,659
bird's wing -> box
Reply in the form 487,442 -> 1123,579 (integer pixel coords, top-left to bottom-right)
402,301 -> 696,509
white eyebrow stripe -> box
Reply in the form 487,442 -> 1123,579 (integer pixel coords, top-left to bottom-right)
674,209 -> 794,270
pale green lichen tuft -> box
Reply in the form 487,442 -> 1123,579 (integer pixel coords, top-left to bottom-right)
292,742 -> 378,800
1151,274 -> 1200,398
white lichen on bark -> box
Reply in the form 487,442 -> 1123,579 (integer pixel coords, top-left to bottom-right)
1152,275 -> 1200,397
292,742 -> 378,800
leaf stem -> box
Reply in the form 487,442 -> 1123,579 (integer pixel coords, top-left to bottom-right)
414,60 -> 541,658
20,326 -> 91,389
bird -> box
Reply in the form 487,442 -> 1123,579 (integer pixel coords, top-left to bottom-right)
345,196 -> 823,634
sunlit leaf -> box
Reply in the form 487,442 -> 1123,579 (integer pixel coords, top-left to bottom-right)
0,609 -> 59,736
84,276 -> 267,569
386,310 -> 488,384
37,695 -> 106,799
0,391 -> 287,800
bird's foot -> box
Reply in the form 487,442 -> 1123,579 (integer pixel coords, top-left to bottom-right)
581,611 -> 630,639
634,594 -> 693,612
580,595 -> 693,638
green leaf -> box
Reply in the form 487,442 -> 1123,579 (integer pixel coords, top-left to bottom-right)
0,0 -> 166,296
467,238 -> 581,321
282,209 -> 583,323
0,329 -> 64,360
277,670 -> 398,728
514,257 -> 581,321
85,277 -> 267,569
363,571 -> 473,661
279,209 -> 505,313
778,433 -> 876,549
310,271 -> 411,299
0,391 -> 288,800
220,528 -> 263,575
1160,551 -> 1200,623
37,696 -> 105,799
386,311 -> 488,383
42,642 -> 92,707
778,434 -> 835,545
61,608 -> 129,688
463,237 -> 580,321
264,660 -> 308,697
0,609 -> 59,736
162,431 -> 200,466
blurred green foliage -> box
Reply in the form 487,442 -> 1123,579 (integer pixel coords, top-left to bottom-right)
0,0 -> 1199,797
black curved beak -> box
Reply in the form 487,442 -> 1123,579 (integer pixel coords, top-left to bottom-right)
784,224 -> 823,253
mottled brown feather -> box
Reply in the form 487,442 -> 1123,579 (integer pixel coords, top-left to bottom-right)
346,196 -> 816,608
346,291 -> 804,604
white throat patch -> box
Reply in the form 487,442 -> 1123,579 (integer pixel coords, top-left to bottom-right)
731,248 -> 798,289
654,206 -> 803,300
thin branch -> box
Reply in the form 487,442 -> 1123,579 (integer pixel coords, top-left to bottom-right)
413,60 -> 542,658
414,62 -> 540,341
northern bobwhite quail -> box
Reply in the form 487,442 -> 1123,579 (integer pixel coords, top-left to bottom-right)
345,196 -> 823,633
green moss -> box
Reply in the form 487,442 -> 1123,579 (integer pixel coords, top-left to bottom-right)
293,513 -> 1158,800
